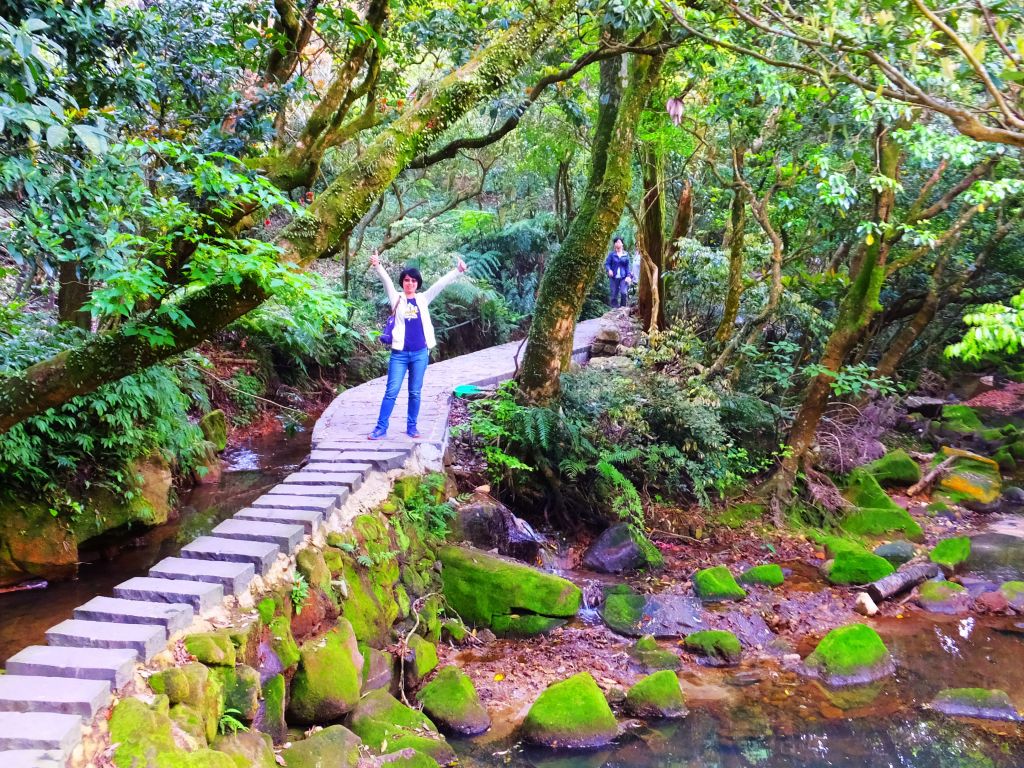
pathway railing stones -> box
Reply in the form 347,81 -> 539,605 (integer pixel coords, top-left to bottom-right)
0,318 -> 600,766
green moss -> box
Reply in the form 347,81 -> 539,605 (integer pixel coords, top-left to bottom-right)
184,632 -> 236,667
804,624 -> 891,685
257,597 -> 276,626
999,580 -> 1024,609
861,450 -> 921,486
693,565 -> 746,602
683,630 -> 742,663
994,447 -> 1017,472
930,537 -> 972,569
718,503 -> 765,529
521,672 -> 618,749
1009,440 -> 1024,461
739,564 -> 784,587
149,662 -> 223,743
296,548 -> 332,598
109,696 -> 179,767
841,507 -> 924,541
918,580 -> 966,611
378,750 -> 441,768
260,675 -> 287,745
813,534 -> 868,558
844,469 -> 904,512
212,732 -> 277,768
268,615 -> 300,669
489,613 -> 567,637
171,703 -> 207,744
280,725 -> 362,768
624,670 -> 686,718
441,619 -> 467,642
600,585 -> 646,635
337,547 -> 401,647
627,635 -> 680,670
407,634 -> 439,679
348,689 -> 455,765
931,688 -> 1021,720
199,410 -> 228,452
287,618 -> 363,724
936,447 -> 1002,504
213,665 -> 260,723
941,404 -> 983,434
416,666 -> 490,735
826,550 -> 894,585
925,501 -> 951,516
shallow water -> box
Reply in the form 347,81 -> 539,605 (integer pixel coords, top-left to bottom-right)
0,430 -> 311,662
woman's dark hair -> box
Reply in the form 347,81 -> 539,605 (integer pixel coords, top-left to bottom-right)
612,236 -> 624,246
399,267 -> 423,290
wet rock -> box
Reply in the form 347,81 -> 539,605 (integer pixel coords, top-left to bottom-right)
624,670 -> 688,719
200,409 -> 228,452
438,546 -> 580,637
975,589 -> 1009,613
966,533 -> 1024,581
739,564 -> 784,588
959,575 -> 1001,599
281,725 -> 362,768
825,550 -> 895,585
802,624 -> 894,687
416,666 -> 490,735
861,449 -> 922,486
854,593 -> 878,617
1002,486 -> 1024,507
213,730 -> 277,768
450,494 -> 544,563
1000,581 -> 1024,611
214,664 -> 261,723
930,688 -> 1023,722
404,634 -> 439,686
185,631 -> 236,667
715,611 -> 777,650
149,662 -> 224,742
916,580 -> 971,614
936,447 -> 1002,506
582,523 -> 663,573
693,566 -> 746,602
255,674 -> 287,744
627,636 -> 680,670
361,646 -> 394,693
287,618 -> 363,724
905,396 -> 945,418
521,672 -> 618,749
349,689 -> 455,766
873,541 -> 916,567
683,630 -> 742,664
929,537 -> 971,573
600,585 -> 703,637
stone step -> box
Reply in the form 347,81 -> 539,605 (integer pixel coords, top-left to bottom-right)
250,494 -> 336,515
113,577 -> 223,615
74,596 -> 194,634
282,471 -> 363,491
234,507 -> 323,534
308,450 -> 408,470
0,675 -> 110,718
303,462 -> 375,475
0,749 -> 65,768
0,712 -> 82,756
5,646 -> 137,689
179,536 -> 280,575
45,619 -> 166,662
210,519 -> 305,552
148,557 -> 255,597
316,441 -> 412,452
267,483 -> 351,503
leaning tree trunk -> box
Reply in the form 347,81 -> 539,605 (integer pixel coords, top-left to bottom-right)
713,147 -> 747,345
518,39 -> 666,402
0,0 -> 572,435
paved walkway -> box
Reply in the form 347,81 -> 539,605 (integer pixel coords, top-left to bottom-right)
0,320 -> 602,766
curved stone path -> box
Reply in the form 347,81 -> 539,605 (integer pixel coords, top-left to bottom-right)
0,320 -> 601,767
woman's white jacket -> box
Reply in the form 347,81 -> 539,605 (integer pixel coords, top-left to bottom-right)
374,263 -> 462,351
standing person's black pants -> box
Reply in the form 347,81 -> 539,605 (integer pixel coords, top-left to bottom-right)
609,276 -> 629,307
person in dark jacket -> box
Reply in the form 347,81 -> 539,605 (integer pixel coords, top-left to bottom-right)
604,236 -> 632,307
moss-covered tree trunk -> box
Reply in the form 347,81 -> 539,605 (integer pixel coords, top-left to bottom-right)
0,0 -> 571,435
518,42 -> 665,402
713,147 -> 746,345
637,142 -> 666,332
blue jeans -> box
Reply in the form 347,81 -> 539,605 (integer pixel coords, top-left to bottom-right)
374,348 -> 429,433
609,277 -> 629,307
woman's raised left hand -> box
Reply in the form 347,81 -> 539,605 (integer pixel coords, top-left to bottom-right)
457,257 -> 468,273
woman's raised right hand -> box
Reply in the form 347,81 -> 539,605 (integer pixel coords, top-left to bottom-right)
370,250 -> 380,268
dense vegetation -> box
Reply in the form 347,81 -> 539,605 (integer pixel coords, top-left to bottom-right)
2,0 -> 1023,529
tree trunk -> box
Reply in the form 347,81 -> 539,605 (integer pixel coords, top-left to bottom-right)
713,147 -> 746,344
517,39 -> 665,402
57,262 -> 91,330
637,142 -> 665,331
0,0 -> 571,435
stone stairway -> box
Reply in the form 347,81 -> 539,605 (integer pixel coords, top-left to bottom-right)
0,317 -> 602,765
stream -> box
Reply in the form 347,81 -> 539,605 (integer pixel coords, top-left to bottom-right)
0,430 -> 311,662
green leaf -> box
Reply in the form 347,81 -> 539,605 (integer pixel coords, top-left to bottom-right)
45,124 -> 68,147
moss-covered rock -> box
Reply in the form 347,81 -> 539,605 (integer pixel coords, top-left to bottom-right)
280,725 -> 362,768
917,580 -> 970,614
213,731 -> 278,768
627,636 -> 680,670
930,688 -> 1023,722
287,618 -> 363,724
405,633 -> 438,684
624,670 -> 687,719
149,662 -> 223,743
683,630 -> 742,664
170,703 -> 207,745
348,689 -> 456,765
200,410 -> 228,452
268,615 -> 300,670
936,447 -> 1002,505
841,507 -> 924,541
861,450 -> 921,486
438,546 -> 580,635
416,666 -> 490,735
213,664 -> 261,723
581,522 -> 663,573
825,550 -> 895,585
717,502 -> 766,529
739,564 -> 784,588
940,404 -> 983,435
999,580 -> 1024,611
803,624 -> 893,686
521,672 -> 618,749
361,646 -> 394,693
376,750 -> 441,768
185,632 -> 236,667
995,447 -> 1017,472
296,548 -> 333,601
335,543 -> 401,648
814,534 -> 867,559
929,537 -> 971,571
256,674 -> 287,744
873,541 -> 916,567
693,565 -> 746,602
109,696 -> 182,767
844,469 -> 904,513
489,613 -> 567,636
600,585 -> 647,635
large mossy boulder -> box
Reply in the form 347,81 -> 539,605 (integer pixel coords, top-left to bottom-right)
199,409 -> 228,452
149,662 -> 224,742
861,450 -> 921,487
109,696 -> 181,767
348,689 -> 456,766
930,688 -> 1023,722
803,624 -> 893,686
627,636 -> 680,670
825,550 -> 895,585
844,468 -> 904,511
930,537 -> 971,571
683,630 -> 742,664
521,672 -> 618,749
581,523 -> 663,573
917,580 -> 970,614
287,618 -> 364,724
213,665 -> 261,723
438,546 -> 580,636
184,631 -> 236,667
600,585 -> 703,637
213,731 -> 278,768
940,404 -> 983,435
693,565 -> 746,602
280,725 -> 362,768
739,564 -> 784,588
936,447 -> 1002,505
416,666 -> 490,735
624,670 -> 687,719
841,507 -> 923,541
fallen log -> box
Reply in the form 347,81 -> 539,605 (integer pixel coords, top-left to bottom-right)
868,562 -> 940,603
907,456 -> 956,496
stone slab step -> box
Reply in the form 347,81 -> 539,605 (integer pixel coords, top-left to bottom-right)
180,536 -> 280,575
303,462 -> 375,475
251,494 -> 336,514
0,749 -> 65,768
0,675 -> 110,717
74,596 -> 194,634
0,712 -> 82,756
234,506 -> 323,534
148,557 -> 255,597
308,450 -> 408,470
45,620 -> 166,662
282,471 -> 363,491
5,646 -> 137,689
267,484 -> 351,503
210,519 -> 305,552
316,441 -> 413,452
113,577 -> 223,615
